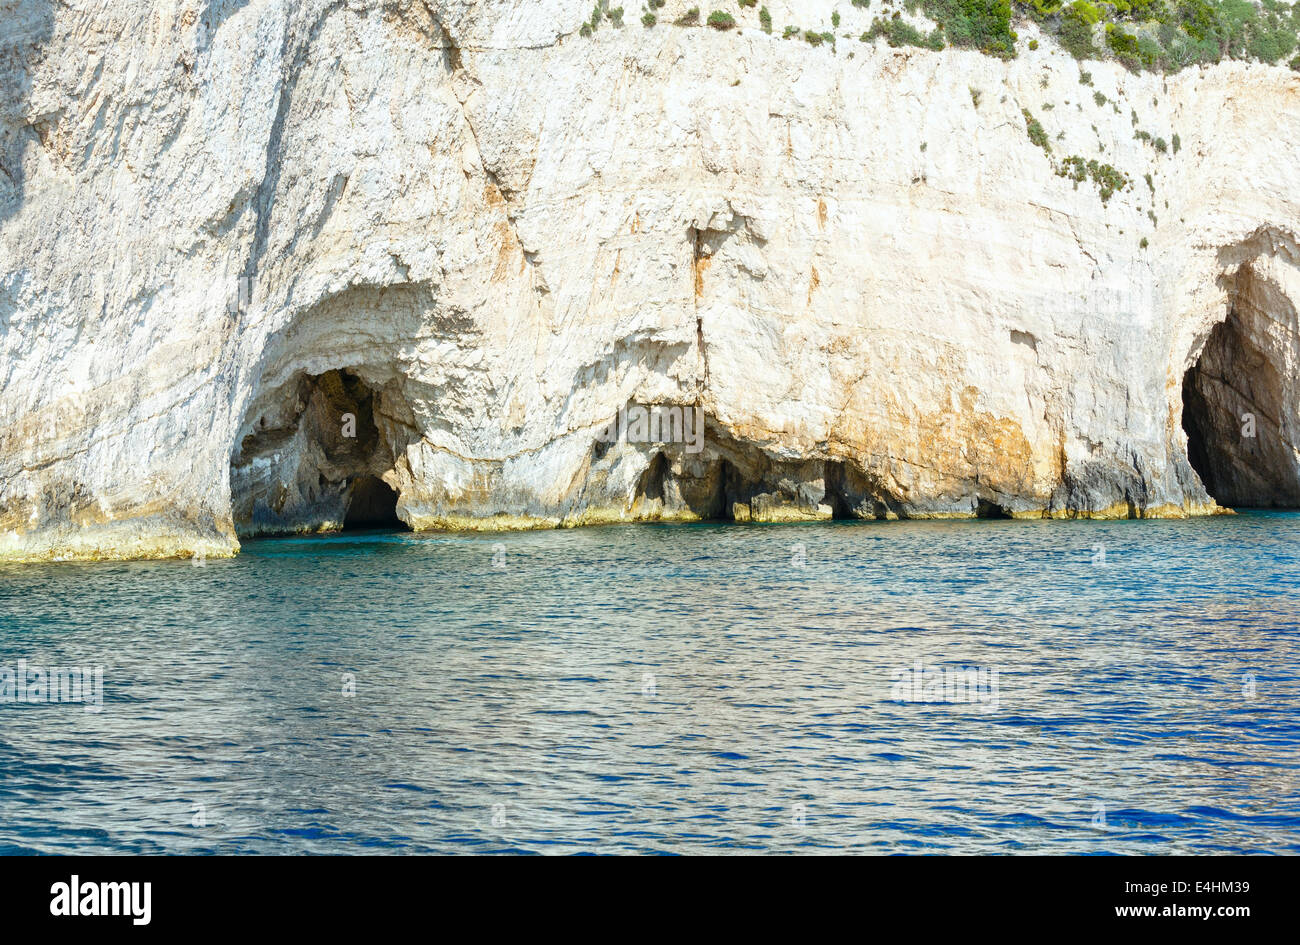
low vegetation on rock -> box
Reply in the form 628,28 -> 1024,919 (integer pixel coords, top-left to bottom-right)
592,0 -> 1300,74
1059,154 -> 1131,202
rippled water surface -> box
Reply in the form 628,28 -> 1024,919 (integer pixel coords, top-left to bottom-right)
2,513 -> 1299,854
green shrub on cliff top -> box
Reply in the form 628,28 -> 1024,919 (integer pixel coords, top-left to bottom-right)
926,0 -> 1016,57
855,0 -> 1011,56
1042,0 -> 1300,71
1105,23 -> 1162,70
864,16 -> 946,49
1057,2 -> 1101,58
592,0 -> 1300,75
1068,0 -> 1102,25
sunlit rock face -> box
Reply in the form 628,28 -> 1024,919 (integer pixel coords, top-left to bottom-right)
2,0 -> 1300,560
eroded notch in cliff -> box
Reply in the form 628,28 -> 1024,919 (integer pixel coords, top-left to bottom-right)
824,460 -> 905,520
616,424 -> 911,523
230,368 -> 413,535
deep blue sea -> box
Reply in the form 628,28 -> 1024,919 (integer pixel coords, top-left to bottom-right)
2,513 -> 1299,854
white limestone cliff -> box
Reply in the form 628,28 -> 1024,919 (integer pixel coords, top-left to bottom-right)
2,0 -> 1299,561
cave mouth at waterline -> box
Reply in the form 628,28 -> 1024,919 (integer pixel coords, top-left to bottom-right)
342,475 -> 406,531
1181,310 -> 1300,509
230,367 -> 415,536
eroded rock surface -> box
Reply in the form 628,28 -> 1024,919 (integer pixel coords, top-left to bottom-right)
3,0 -> 1300,560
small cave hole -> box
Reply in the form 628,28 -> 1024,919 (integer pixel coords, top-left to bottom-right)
637,452 -> 669,503
342,475 -> 406,531
975,498 -> 1012,519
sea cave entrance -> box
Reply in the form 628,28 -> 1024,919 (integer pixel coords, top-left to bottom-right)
230,367 -> 413,536
342,475 -> 404,531
1181,307 -> 1300,509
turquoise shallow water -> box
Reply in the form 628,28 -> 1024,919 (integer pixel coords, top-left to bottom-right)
1,513 -> 1299,854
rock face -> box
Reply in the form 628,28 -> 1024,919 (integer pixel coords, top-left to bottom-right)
2,0 -> 1300,561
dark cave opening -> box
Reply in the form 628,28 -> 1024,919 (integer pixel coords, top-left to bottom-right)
342,475 -> 406,531
1181,365 -> 1217,501
975,498 -> 1012,519
637,452 -> 669,504
1181,312 -> 1300,508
